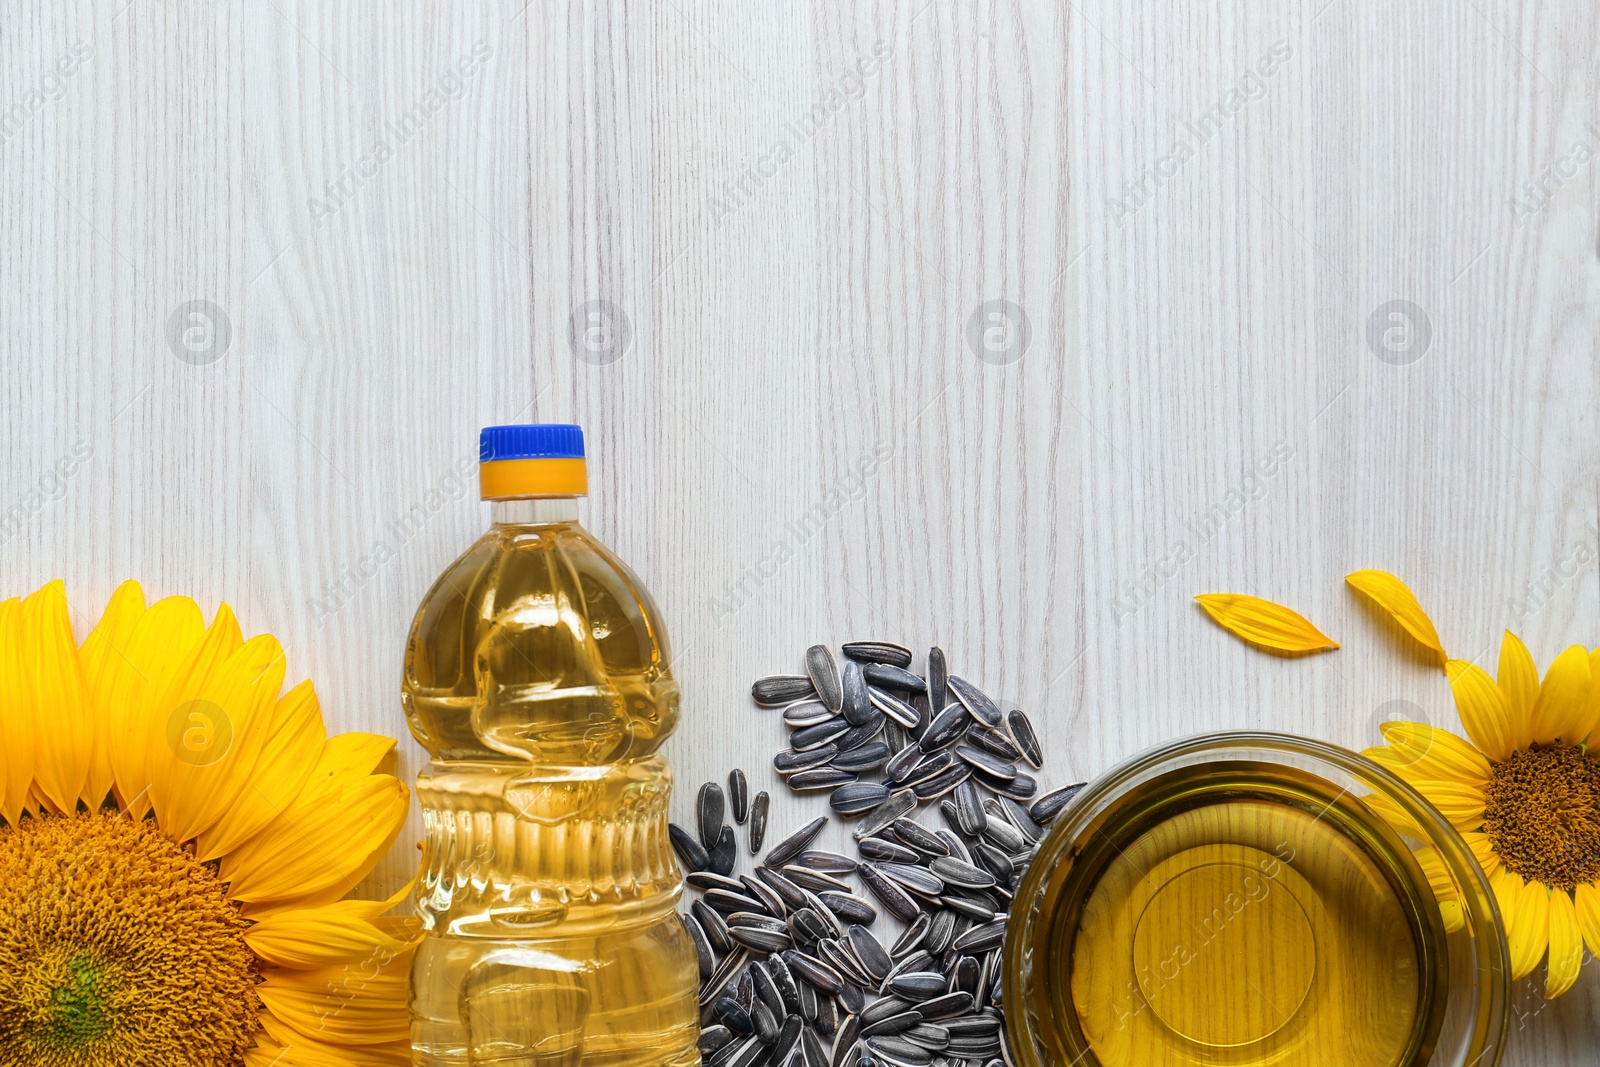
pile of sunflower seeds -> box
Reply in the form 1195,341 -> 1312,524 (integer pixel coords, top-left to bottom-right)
671,642 -> 1084,1067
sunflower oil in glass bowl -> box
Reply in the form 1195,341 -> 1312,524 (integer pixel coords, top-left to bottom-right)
1005,733 -> 1510,1067
403,425 -> 698,1067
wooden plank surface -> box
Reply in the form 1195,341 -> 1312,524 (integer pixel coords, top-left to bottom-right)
2,0 -> 1596,1058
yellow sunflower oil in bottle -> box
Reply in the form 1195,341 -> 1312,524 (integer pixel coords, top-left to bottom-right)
404,424 -> 699,1067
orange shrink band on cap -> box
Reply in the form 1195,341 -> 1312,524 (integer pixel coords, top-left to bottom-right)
479,457 -> 588,499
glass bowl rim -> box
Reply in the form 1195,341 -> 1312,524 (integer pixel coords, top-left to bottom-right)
1001,729 -> 1512,1067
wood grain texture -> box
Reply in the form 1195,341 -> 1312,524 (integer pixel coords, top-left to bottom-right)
2,0 -> 1597,1058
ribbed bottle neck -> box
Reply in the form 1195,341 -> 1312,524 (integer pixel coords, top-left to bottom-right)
491,497 -> 582,525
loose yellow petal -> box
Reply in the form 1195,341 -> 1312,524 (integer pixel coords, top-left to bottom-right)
21,581 -> 92,813
1529,645 -> 1592,745
0,598 -> 31,823
1345,569 -> 1446,666
1194,593 -> 1338,652
1546,889 -> 1583,998
1376,722 -> 1492,786
1445,660 -> 1514,762
1409,779 -> 1486,831
1498,631 -> 1539,751
1575,883 -> 1600,960
104,594 -> 207,813
1499,873 -> 1550,980
194,678 -> 327,862
76,580 -> 146,807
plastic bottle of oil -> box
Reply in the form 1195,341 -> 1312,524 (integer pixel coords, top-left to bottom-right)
404,424 -> 699,1067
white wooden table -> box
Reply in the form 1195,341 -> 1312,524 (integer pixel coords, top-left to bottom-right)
3,1 -> 1595,1060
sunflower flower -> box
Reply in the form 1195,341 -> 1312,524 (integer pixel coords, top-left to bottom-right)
1365,629 -> 1600,999
0,580 -> 417,1066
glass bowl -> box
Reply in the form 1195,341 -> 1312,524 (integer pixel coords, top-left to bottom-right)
1003,731 -> 1510,1067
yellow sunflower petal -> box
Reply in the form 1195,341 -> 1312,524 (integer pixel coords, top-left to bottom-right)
245,901 -> 413,970
76,580 -> 146,808
1446,659 -> 1515,762
256,1011 -> 413,1066
1498,873 -> 1550,980
148,632 -> 287,845
1529,644 -> 1592,745
1377,722 -> 1492,786
222,744 -> 408,907
1413,846 -> 1460,907
1361,792 -> 1425,838
194,678 -> 325,863
257,953 -> 413,1044
1546,888 -> 1583,998
1460,831 -> 1502,881
21,581 -> 92,813
1437,899 -> 1464,932
1408,779 -> 1486,831
107,594 -> 207,814
1497,631 -> 1539,750
1194,593 -> 1338,652
1575,883 -> 1600,960
1344,569 -> 1446,666
0,597 -> 32,823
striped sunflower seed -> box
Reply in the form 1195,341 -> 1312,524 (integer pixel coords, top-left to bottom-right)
865,1035 -> 933,1067
888,818 -> 948,857
784,700 -> 837,728
926,647 -> 948,714
860,996 -> 918,1026
996,795 -> 1043,842
952,780 -> 987,836
728,768 -> 749,823
863,663 -> 926,692
912,762 -> 973,799
708,825 -> 737,875
924,909 -> 957,955
787,907 -> 832,946
888,971 -> 947,1000
687,872 -> 745,894
890,913 -> 931,958
753,675 -> 817,706
1006,708 -> 1042,768
904,1022 -> 950,1051
971,841 -> 1015,881
818,891 -> 876,927
868,688 -> 922,729
952,919 -> 1006,954
752,1000 -> 779,1044
740,873 -> 789,917
841,641 -> 913,668
801,1024 -> 829,1067
789,767 -> 857,792
832,1017 -> 861,1067
852,788 -> 917,840
713,996 -> 754,1034
860,1009 -> 924,1037
832,741 -> 891,773
698,782 -> 727,849
748,791 -> 771,854
945,676 -> 1002,727
858,835 -> 919,864
929,855 -> 994,889
917,705 -> 970,752
834,719 -> 883,753
915,990 -> 974,1020
884,742 -> 924,783
767,953 -> 802,1012
840,659 -> 873,727
838,981 -> 866,1014
847,924 -> 892,980
954,744 -> 1016,781
669,823 -> 708,872
785,950 -> 845,995
755,865 -> 808,909
980,814 -> 1026,853
692,899 -> 733,951
806,644 -> 843,712
750,961 -> 785,1018
772,1015 -> 804,1063
830,781 -> 890,816
782,864 -> 851,894
796,850 -> 857,874
878,862 -> 944,897
965,725 -> 1021,762
1030,781 -> 1084,823
704,887 -> 765,915
791,719 -> 850,751
856,862 -> 922,923
774,745 -> 836,774
684,912 -> 715,978
764,815 -> 829,868
699,1023 -> 733,1054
